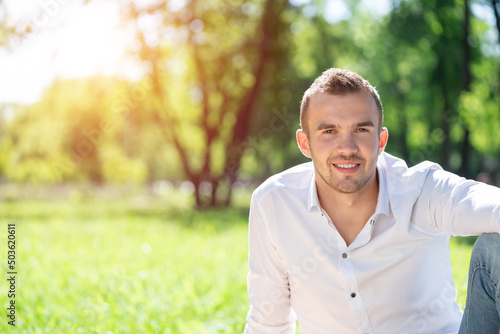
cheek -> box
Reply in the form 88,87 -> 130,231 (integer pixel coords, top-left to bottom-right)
358,136 -> 377,147
315,139 -> 336,154
308,141 -> 332,161
360,138 -> 381,156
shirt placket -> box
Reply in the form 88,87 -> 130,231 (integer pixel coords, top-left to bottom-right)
322,207 -> 374,334
339,247 -> 371,334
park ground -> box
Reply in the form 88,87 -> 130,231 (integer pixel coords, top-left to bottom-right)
0,186 -> 475,333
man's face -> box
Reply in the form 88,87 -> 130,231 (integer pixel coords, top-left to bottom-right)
297,92 -> 388,195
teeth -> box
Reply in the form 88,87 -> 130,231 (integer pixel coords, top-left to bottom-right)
335,164 -> 357,168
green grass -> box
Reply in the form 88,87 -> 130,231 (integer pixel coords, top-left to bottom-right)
449,236 -> 476,310
0,193 -> 250,334
0,191 -> 475,333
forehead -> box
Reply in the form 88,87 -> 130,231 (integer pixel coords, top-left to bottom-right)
307,92 -> 379,128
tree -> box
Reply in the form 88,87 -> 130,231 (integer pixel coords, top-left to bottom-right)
490,0 -> 500,41
0,76 -> 150,184
122,0 -> 292,207
362,0 -> 498,176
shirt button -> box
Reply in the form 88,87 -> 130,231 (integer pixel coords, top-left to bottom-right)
342,253 -> 347,258
351,293 -> 356,298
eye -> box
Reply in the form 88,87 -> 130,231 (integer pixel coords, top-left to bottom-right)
356,128 -> 369,133
323,129 -> 335,134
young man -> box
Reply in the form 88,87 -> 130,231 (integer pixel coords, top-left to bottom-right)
244,68 -> 500,333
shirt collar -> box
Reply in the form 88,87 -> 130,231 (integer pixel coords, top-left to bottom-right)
306,164 -> 390,217
375,164 -> 390,217
307,170 -> 319,211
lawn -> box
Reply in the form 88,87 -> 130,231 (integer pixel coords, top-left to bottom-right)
0,188 -> 475,333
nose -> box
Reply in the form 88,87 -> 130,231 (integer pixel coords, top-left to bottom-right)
337,133 -> 358,156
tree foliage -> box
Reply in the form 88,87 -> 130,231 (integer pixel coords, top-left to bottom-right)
1,0 -> 499,205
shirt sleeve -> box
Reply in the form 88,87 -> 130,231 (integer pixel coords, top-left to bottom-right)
244,193 -> 296,334
414,168 -> 500,236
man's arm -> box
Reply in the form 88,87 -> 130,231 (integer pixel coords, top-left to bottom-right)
415,169 -> 500,236
244,193 -> 296,334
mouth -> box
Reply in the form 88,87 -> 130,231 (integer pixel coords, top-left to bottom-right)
333,163 -> 359,169
332,162 -> 361,174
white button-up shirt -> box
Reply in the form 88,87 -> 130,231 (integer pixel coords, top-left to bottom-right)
245,152 -> 500,334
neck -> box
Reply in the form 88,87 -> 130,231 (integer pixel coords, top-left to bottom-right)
316,172 -> 379,246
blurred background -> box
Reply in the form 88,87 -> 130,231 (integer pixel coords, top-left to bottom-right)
0,0 -> 499,332
0,0 -> 499,207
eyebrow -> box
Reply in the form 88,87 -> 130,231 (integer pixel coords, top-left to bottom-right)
356,120 -> 375,128
315,120 -> 375,131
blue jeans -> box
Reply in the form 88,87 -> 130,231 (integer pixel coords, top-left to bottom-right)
459,233 -> 500,334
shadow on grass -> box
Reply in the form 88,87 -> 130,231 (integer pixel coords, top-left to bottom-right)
0,184 -> 253,232
128,205 -> 250,231
0,196 -> 250,233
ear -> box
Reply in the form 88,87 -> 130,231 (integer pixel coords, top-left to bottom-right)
296,129 -> 312,158
378,127 -> 389,155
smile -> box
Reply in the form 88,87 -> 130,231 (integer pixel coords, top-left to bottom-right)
334,164 -> 359,169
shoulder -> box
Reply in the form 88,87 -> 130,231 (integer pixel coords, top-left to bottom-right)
378,152 -> 443,205
252,162 -> 314,201
379,152 -> 442,187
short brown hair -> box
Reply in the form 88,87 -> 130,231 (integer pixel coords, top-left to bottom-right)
300,68 -> 383,134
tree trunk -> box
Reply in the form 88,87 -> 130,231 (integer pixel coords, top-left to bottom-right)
127,0 -> 288,209
459,0 -> 473,177
491,0 -> 500,43
194,181 -> 202,209
218,0 -> 284,206
440,99 -> 451,171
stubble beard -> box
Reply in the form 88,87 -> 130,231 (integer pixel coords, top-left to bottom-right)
314,155 -> 377,195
